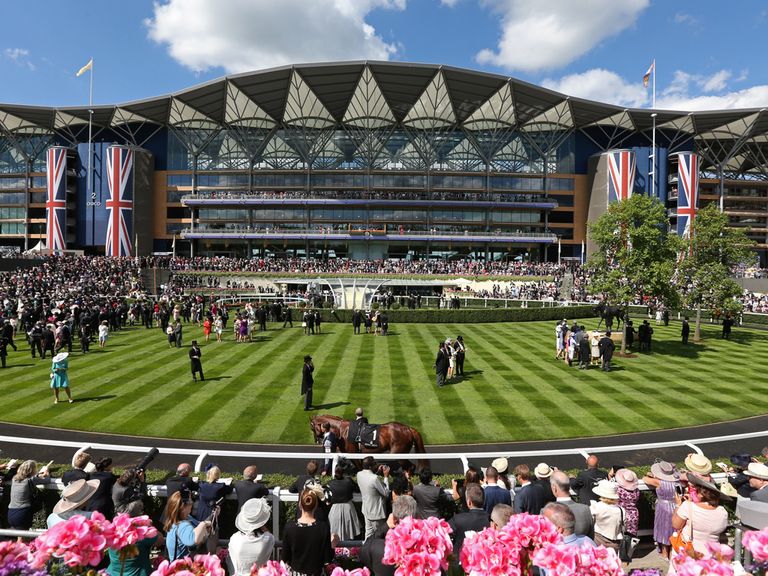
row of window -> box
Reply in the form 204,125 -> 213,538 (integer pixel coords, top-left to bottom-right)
167,172 -> 575,191
0,207 -> 25,219
0,222 -> 24,234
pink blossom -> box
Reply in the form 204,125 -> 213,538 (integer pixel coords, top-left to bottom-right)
744,529 -> 768,563
382,517 -> 453,576
533,543 -> 623,576
30,511 -> 112,568
671,545 -> 735,576
150,554 -> 224,576
0,540 -> 31,565
109,513 -> 158,550
329,568 -> 371,576
252,560 -> 291,576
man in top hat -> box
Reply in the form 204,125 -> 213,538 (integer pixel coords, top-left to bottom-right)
301,355 -> 314,411
189,341 -> 204,382
598,331 -> 615,372
455,335 -> 466,376
745,462 -> 768,502
47,477 -> 100,527
227,497 -> 274,574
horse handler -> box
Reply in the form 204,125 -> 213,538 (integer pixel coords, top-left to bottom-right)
301,354 -> 314,411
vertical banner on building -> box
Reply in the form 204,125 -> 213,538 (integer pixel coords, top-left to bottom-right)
676,152 -> 699,239
606,150 -> 636,204
105,145 -> 134,257
46,146 -> 68,253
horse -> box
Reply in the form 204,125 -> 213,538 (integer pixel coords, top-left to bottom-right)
593,301 -> 626,331
310,414 -> 429,471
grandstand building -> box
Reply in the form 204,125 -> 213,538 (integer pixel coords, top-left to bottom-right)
0,62 -> 767,262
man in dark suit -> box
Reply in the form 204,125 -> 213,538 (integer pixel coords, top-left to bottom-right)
62,451 -> 91,485
533,462 -> 556,504
483,466 -> 511,514
301,355 -> 314,411
234,465 -> 269,511
352,310 -> 362,334
282,306 -> 293,328
189,341 -> 203,381
570,454 -> 608,505
513,464 -> 546,515
434,342 -> 449,387
681,316 -> 690,344
448,483 -> 489,560
166,462 -> 200,498
551,470 -> 594,538
360,495 -> 418,576
598,331 -> 615,372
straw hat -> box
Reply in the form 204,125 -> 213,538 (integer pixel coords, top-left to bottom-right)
235,498 -> 271,534
687,474 -> 733,502
615,468 -> 639,491
650,460 -> 679,482
744,462 -> 768,481
52,352 -> 68,363
592,479 -> 619,500
52,479 -> 100,514
685,454 -> 713,475
491,458 -> 508,474
534,463 -> 553,479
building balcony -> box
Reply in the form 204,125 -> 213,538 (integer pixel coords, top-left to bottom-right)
181,226 -> 558,244
180,192 -> 557,210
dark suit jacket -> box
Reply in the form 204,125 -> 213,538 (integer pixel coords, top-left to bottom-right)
434,349 -> 448,374
62,469 -> 88,486
513,483 -> 546,515
234,479 -> 269,510
570,468 -> 609,505
301,363 -> 314,394
751,486 -> 768,503
532,478 -> 556,504
166,475 -> 200,498
449,508 -> 489,558
483,484 -> 512,515
360,533 -> 395,576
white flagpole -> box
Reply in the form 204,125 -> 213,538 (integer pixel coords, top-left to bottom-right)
86,58 -> 94,246
581,239 -> 585,264
557,238 -> 561,265
650,59 -> 656,198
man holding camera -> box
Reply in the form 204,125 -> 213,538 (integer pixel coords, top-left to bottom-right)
357,456 -> 391,541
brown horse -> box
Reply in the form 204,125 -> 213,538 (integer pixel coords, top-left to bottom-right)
310,414 -> 428,470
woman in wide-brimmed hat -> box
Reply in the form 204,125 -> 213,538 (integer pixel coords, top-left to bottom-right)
50,351 -> 73,404
590,480 -> 623,551
671,474 -> 730,554
227,498 -> 274,576
643,460 -> 681,559
47,478 -> 100,528
615,468 -> 640,538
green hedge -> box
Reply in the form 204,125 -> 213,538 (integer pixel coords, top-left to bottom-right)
324,305 -> 597,324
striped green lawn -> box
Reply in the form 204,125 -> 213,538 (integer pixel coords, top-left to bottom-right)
1,319 -> 766,445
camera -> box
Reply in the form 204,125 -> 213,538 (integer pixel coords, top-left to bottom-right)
674,485 -> 683,496
116,448 -> 159,512
135,447 -> 159,473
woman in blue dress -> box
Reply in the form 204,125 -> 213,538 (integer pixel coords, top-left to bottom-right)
50,351 -> 73,404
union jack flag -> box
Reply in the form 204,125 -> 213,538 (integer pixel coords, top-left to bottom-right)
607,150 -> 636,204
46,146 -> 68,253
677,152 -> 699,239
105,146 -> 134,257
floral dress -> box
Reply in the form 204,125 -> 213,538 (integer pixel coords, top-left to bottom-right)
617,485 -> 639,535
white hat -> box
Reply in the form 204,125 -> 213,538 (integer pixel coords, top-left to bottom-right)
491,458 -> 508,474
235,498 -> 271,533
534,463 -> 553,479
52,352 -> 69,363
592,479 -> 619,500
745,462 -> 768,481
52,479 -> 100,514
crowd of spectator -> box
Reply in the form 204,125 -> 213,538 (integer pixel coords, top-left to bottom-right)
187,189 -> 549,204
2,449 -> 765,575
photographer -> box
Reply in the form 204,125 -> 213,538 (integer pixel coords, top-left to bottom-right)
356,456 -> 390,541
164,489 -> 213,561
112,468 -> 146,516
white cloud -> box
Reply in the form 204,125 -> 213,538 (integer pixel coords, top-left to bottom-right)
673,12 -> 697,26
3,48 -> 35,71
542,68 -> 648,107
145,0 -> 405,74
543,67 -> 768,111
475,0 -> 649,72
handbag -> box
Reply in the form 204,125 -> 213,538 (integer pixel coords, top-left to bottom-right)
618,507 -> 640,562
670,501 -> 695,553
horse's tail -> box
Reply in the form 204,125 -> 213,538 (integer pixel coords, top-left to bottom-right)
410,427 -> 430,470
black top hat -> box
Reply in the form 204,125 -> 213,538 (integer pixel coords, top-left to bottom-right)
304,355 -> 312,361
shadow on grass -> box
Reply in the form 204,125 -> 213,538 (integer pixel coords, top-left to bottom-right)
72,395 -> 117,403
6,363 -> 35,368
311,401 -> 350,410
203,376 -> 231,382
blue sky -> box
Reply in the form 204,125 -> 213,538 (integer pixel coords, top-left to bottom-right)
2,0 -> 767,111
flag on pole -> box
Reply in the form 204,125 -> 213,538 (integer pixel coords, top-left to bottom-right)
643,60 -> 655,88
76,58 -> 93,77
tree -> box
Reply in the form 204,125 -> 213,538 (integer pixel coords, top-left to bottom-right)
587,194 -> 683,354
675,203 -> 756,341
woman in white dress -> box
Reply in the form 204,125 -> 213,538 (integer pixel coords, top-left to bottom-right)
446,339 -> 456,380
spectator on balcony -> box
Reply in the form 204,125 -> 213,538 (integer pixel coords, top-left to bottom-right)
7,460 -> 49,530
513,463 -> 546,515
483,466 -> 511,514
327,465 -> 361,541
48,478 -> 101,528
550,470 -> 593,538
282,488 -> 334,576
63,451 -> 92,485
449,483 -> 489,560
227,497 -> 274,576
234,465 -> 269,512
570,454 -> 608,505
